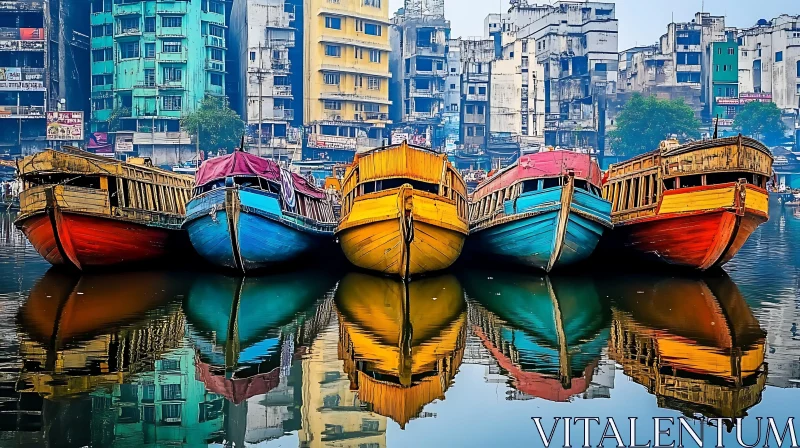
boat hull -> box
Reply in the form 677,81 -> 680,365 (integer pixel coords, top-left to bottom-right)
16,210 -> 179,270
469,186 -> 612,272
603,183 -> 769,270
184,187 -> 334,272
337,187 -> 468,278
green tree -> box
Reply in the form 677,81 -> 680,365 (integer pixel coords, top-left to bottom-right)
733,101 -> 786,145
609,94 -> 701,158
107,106 -> 130,132
181,96 -> 245,153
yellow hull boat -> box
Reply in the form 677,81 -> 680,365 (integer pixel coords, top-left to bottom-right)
336,143 -> 469,278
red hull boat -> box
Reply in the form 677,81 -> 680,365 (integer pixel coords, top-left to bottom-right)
14,148 -> 193,270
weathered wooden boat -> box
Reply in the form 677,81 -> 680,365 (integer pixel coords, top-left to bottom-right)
462,270 -> 610,401
337,142 -> 469,278
335,272 -> 466,428
468,151 -> 612,272
605,274 -> 766,419
14,148 -> 193,270
183,151 -> 337,272
601,136 -> 773,270
185,270 -> 336,404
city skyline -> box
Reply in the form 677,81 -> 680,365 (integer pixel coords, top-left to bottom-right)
389,0 -> 799,49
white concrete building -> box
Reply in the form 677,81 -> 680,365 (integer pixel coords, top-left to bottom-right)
230,0 -> 301,162
443,39 -> 462,153
738,15 -> 800,115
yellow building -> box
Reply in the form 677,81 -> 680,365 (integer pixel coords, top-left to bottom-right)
303,0 -> 392,156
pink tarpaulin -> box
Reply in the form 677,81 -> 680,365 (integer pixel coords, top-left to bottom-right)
473,150 -> 602,199
195,151 -> 326,199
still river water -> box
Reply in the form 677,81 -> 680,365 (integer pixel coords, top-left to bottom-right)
0,203 -> 799,447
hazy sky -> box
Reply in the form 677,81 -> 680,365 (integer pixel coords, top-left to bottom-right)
389,0 -> 800,50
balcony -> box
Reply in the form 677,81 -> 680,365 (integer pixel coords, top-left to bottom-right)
356,112 -> 389,122
273,85 -> 292,97
0,105 -> 45,118
409,87 -> 444,99
465,93 -> 488,102
464,113 -> 486,124
1,1 -> 44,11
205,61 -> 225,72
205,35 -> 224,48
413,67 -> 448,78
157,52 -> 187,63
273,108 -> 294,120
415,44 -> 446,58
157,27 -> 186,38
156,1 -> 188,14
115,26 -> 142,38
113,3 -> 143,16
158,81 -> 185,90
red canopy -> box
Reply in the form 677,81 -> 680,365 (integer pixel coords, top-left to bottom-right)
195,151 -> 326,199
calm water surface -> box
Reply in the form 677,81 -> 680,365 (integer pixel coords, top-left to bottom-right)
0,204 -> 799,447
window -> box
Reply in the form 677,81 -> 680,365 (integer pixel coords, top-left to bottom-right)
161,384 -> 182,400
477,105 -> 485,114
355,47 -> 363,59
145,17 -> 155,33
161,404 -> 182,423
450,103 -> 458,112
450,83 -> 456,89
163,66 -> 182,82
209,25 -> 224,38
465,104 -> 475,114
362,419 -> 380,432
476,126 -> 485,137
324,73 -> 340,85
92,98 -> 113,111
467,127 -> 474,137
717,47 -> 722,55
728,47 -> 735,55
209,0 -> 224,14
250,51 -> 256,62
797,84 -> 800,95
142,383 -> 155,401
323,394 -> 341,407
161,359 -> 180,370
143,406 -> 155,423
368,77 -> 380,90
369,50 -> 381,63
210,48 -> 223,61
776,51 -> 783,62
119,17 -> 139,33
478,86 -> 486,95
364,23 -> 381,36
145,42 -> 155,58
162,16 -> 182,28
715,65 -> 720,72
325,16 -> 341,30
92,75 -> 111,86
144,69 -> 155,86
363,0 -> 380,7
797,61 -> 800,77
163,40 -> 182,53
163,95 -> 182,111
595,63 -> 608,72
726,87 -> 736,96
120,42 -> 139,59
210,73 -> 223,86
468,86 -> 475,94
723,65 -> 728,71
325,45 -> 341,57
324,101 -> 342,110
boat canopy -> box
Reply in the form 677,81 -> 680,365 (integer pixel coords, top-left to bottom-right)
473,150 -> 602,200
196,151 -> 326,199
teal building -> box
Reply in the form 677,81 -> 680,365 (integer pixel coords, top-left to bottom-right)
707,40 -> 739,130
89,0 -> 227,138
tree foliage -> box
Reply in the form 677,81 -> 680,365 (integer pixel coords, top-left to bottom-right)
107,107 -> 130,133
733,101 -> 786,145
181,96 -> 245,152
609,94 -> 701,158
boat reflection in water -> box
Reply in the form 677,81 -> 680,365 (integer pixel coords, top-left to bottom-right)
605,274 -> 767,421
7,269 -> 226,446
184,270 -> 338,445
462,270 -> 612,402
335,272 -> 467,428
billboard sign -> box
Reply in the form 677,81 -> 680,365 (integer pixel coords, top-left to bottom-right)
307,134 -> 357,150
0,80 -> 44,90
115,133 -> 134,152
0,1 -> 45,11
46,111 -> 84,141
715,97 -> 740,105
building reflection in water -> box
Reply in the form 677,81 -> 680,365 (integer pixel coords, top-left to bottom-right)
183,270 -> 338,446
462,270 -> 613,402
4,268 -> 206,446
603,274 -> 768,422
334,273 -> 467,429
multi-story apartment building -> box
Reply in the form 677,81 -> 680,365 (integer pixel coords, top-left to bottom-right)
302,0 -> 391,161
443,37 -> 460,153
705,40 -> 740,129
738,15 -> 800,115
389,0 -> 449,149
0,0 -> 89,155
512,1 -> 618,150
89,0 -> 228,161
458,37 -> 493,154
230,0 -> 301,163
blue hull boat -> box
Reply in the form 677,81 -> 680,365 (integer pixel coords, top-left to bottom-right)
184,186 -> 336,272
468,151 -> 612,272
183,151 -> 337,273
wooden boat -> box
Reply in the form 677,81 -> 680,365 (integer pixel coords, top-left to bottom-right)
469,151 -> 612,272
14,148 -> 193,270
335,272 -> 466,428
183,150 -> 337,272
601,136 -> 773,270
185,270 -> 336,404
462,270 -> 610,401
337,142 -> 469,278
605,274 -> 766,419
